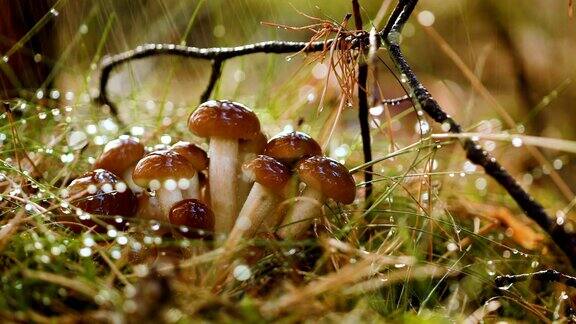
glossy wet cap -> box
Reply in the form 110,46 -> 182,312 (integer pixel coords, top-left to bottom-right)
132,150 -> 196,188
239,132 -> 267,154
188,100 -> 261,140
170,141 -> 209,170
243,155 -> 291,192
168,199 -> 215,238
264,131 -> 322,165
67,169 -> 137,217
93,136 -> 145,175
296,156 -> 356,204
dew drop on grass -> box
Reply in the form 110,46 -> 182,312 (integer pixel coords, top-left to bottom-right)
394,263 -> 406,269
486,260 -> 496,276
369,105 -> 384,116
79,247 -> 92,257
511,137 -> 523,147
38,112 -> 47,120
50,8 -> 59,16
233,264 -> 252,281
150,222 -> 161,232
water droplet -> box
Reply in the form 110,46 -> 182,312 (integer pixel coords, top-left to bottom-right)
79,247 -> 92,257
417,10 -> 435,26
511,137 -> 523,147
50,8 -> 59,16
233,264 -> 252,281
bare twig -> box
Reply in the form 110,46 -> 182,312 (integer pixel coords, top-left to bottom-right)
495,269 -> 576,288
352,0 -> 373,200
200,59 -> 223,103
96,39 -> 367,124
383,0 -> 576,266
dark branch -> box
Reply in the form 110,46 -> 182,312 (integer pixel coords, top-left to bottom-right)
352,0 -> 373,200
200,59 -> 224,103
383,0 -> 576,266
495,270 -> 576,288
96,37 -> 370,125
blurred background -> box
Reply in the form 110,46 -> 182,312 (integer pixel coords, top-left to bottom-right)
1,0 -> 575,209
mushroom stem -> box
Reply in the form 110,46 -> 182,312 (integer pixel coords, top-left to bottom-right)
277,187 -> 324,239
209,137 -> 239,237
237,159 -> 254,210
122,168 -> 143,193
182,174 -> 200,200
156,187 -> 183,218
227,183 -> 279,245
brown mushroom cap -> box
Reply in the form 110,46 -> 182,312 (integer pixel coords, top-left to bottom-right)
296,156 -> 356,204
132,150 -> 196,187
170,141 -> 209,170
264,131 -> 322,165
93,136 -> 145,176
67,169 -> 137,230
239,132 -> 267,154
168,199 -> 215,238
242,155 -> 291,192
187,100 -> 261,140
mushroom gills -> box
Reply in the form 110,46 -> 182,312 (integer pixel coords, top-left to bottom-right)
277,187 -> 324,239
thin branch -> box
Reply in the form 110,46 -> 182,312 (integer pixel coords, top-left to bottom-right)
495,269 -> 576,288
383,0 -> 576,266
352,0 -> 373,200
96,37 -> 370,125
200,59 -> 223,103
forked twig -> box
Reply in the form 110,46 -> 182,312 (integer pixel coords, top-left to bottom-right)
382,0 -> 575,266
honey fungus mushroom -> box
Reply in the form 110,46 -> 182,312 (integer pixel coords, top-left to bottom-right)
93,136 -> 145,193
169,141 -> 209,200
238,132 -> 267,208
264,131 -> 322,167
188,100 -> 261,237
278,156 -> 356,239
168,199 -> 215,239
225,155 -> 291,248
132,150 -> 196,217
66,169 -> 137,231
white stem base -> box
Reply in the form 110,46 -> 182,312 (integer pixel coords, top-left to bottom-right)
182,174 -> 200,200
277,187 -> 324,239
123,168 -> 143,193
209,138 -> 239,238
157,187 -> 183,220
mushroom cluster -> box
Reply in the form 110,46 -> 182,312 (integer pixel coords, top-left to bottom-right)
65,100 -> 356,253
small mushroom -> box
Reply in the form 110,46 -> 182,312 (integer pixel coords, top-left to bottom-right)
93,136 -> 145,193
277,156 -> 356,239
264,131 -> 322,167
168,199 -> 215,239
188,100 -> 261,236
263,131 -> 322,228
132,150 -> 196,217
225,155 -> 291,247
238,132 -> 267,208
169,141 -> 209,200
66,169 -> 137,231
